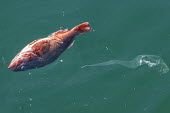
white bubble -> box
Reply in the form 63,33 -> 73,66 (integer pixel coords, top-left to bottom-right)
19,88 -> 23,93
105,46 -> 109,50
60,60 -> 63,62
62,11 -> 65,16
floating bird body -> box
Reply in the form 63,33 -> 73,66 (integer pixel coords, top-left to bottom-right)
8,22 -> 93,71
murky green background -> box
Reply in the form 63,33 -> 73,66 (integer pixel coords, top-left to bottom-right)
1,0 -> 170,113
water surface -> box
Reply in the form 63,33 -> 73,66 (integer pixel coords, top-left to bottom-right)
1,0 -> 170,113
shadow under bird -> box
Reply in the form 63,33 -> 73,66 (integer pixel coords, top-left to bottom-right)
8,22 -> 94,71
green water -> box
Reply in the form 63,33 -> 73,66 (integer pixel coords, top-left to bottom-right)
1,0 -> 170,113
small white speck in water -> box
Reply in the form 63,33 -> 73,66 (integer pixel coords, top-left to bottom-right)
62,11 -> 65,16
29,98 -> 33,101
104,97 -> 107,100
30,104 -> 32,107
106,46 -> 109,50
19,88 -> 23,93
134,88 -> 136,91
28,73 -> 31,75
60,60 -> 63,62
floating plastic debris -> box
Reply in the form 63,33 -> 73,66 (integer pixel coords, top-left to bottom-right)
81,55 -> 169,74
